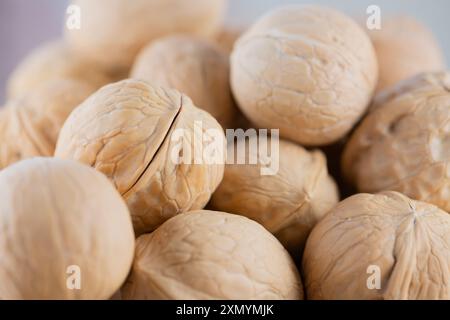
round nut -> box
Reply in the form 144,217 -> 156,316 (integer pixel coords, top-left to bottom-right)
231,5 -> 378,146
0,158 -> 135,299
342,72 -> 450,212
210,137 -> 339,257
303,191 -> 450,300
369,16 -> 445,93
55,79 -> 225,235
131,35 -> 238,129
121,210 -> 303,300
0,79 -> 96,170
66,0 -> 227,70
7,41 -> 115,99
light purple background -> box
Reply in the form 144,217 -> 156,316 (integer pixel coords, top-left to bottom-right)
1,0 -> 449,104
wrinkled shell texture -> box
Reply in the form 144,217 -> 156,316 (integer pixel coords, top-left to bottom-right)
7,41 -> 115,99
231,5 -> 378,146
0,158 -> 135,299
303,191 -> 450,300
122,210 -> 303,300
343,72 -> 450,212
211,138 -> 339,256
132,35 -> 237,128
66,0 -> 227,69
0,79 -> 96,170
370,16 -> 446,93
55,79 -> 225,235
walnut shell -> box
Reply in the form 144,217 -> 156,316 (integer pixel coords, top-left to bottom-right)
342,72 -> 450,212
131,35 -> 238,129
0,79 -> 96,170
7,41 -> 116,99
369,16 -> 445,93
210,137 -> 339,257
230,5 -> 378,146
303,191 -> 450,300
0,158 -> 135,299
66,0 -> 227,70
121,210 -> 303,300
55,79 -> 225,235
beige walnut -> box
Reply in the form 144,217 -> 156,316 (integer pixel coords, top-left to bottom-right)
369,16 -> 445,93
0,79 -> 96,170
131,35 -> 238,129
210,137 -> 339,257
66,0 -> 227,71
342,72 -> 450,212
121,210 -> 303,300
0,158 -> 135,300
231,5 -> 378,146
303,191 -> 450,300
7,41 -> 117,99
55,79 -> 225,235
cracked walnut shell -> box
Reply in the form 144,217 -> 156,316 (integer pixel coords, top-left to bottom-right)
66,0 -> 227,70
342,72 -> 450,212
303,191 -> 450,300
210,137 -> 339,257
131,35 -> 238,129
0,79 -> 96,170
0,158 -> 135,299
121,210 -> 303,300
231,5 -> 378,146
55,79 -> 225,235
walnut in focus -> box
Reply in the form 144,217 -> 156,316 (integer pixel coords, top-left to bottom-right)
55,79 -> 225,235
121,210 -> 303,300
231,5 -> 378,146
303,191 -> 450,300
210,137 -> 339,257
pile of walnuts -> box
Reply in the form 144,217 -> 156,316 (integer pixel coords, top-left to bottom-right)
0,1 -> 449,300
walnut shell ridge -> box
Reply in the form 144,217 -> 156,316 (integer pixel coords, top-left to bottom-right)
342,72 -> 450,212
121,210 -> 303,300
55,79 -> 225,235
211,137 -> 339,257
132,35 -> 238,129
303,191 -> 450,300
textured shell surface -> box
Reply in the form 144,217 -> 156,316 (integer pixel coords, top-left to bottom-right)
56,79 -> 225,235
343,72 -> 450,212
231,5 -> 378,146
211,137 -> 339,257
303,191 -> 450,300
121,210 -> 303,300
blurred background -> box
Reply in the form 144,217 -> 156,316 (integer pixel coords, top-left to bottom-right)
1,0 -> 449,103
